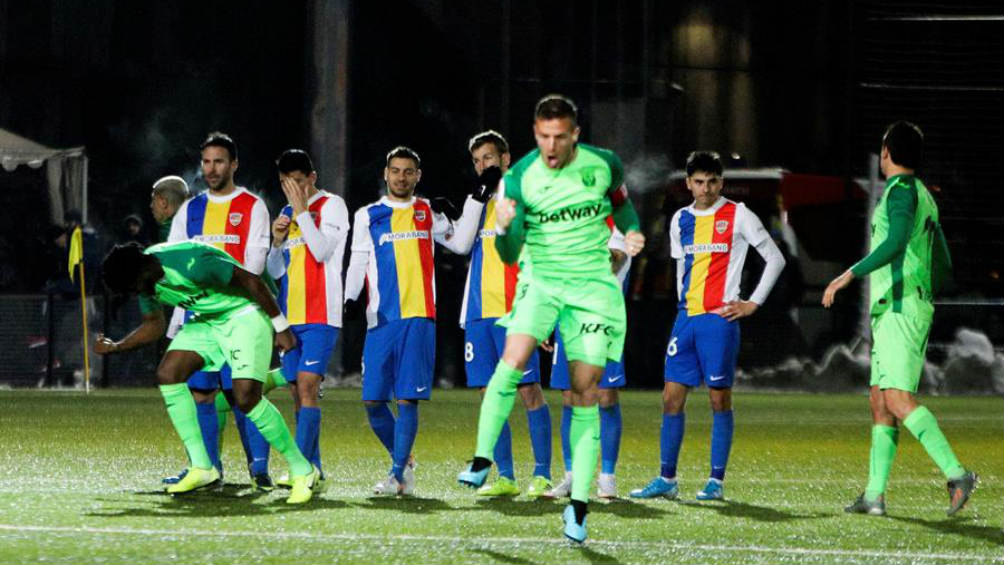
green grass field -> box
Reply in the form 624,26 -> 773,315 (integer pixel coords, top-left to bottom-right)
0,388 -> 1000,564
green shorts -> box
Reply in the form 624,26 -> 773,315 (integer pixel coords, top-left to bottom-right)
870,311 -> 932,393
168,306 -> 272,383
499,273 -> 625,367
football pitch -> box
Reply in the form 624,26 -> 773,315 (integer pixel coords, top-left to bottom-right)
0,388 -> 1000,565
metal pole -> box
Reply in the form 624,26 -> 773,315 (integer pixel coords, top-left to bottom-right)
46,292 -> 54,387
81,155 -> 89,224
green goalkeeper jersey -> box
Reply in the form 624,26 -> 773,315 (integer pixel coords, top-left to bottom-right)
497,143 -> 639,279
138,241 -> 256,321
851,174 -> 951,318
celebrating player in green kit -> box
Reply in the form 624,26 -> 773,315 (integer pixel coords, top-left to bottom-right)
94,241 -> 320,504
457,94 -> 645,543
823,121 -> 976,516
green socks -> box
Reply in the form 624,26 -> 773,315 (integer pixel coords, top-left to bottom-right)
570,405 -> 601,503
864,425 -> 898,500
263,367 -> 287,395
474,361 -> 524,460
214,391 -> 229,441
159,383 -> 213,469
246,397 -> 313,477
903,406 -> 966,480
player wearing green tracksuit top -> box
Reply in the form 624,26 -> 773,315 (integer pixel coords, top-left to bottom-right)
95,240 -> 319,504
823,121 -> 976,517
457,95 -> 646,543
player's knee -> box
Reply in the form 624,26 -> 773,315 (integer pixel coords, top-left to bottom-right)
709,389 -> 732,412
230,382 -> 262,413
155,363 -> 186,386
518,383 -> 545,410
297,375 -> 321,408
499,352 -> 529,371
599,389 -> 618,408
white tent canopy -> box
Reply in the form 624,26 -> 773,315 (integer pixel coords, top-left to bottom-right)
0,127 -> 88,224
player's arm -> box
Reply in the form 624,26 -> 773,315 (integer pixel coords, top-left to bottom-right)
299,197 -> 349,262
608,227 -> 629,274
441,195 -> 485,255
94,298 -> 166,354
823,185 -> 916,307
494,177 -> 527,264
717,207 -> 786,321
267,205 -> 291,279
606,156 -> 644,256
166,200 -> 189,243
243,198 -> 271,275
344,207 -> 371,303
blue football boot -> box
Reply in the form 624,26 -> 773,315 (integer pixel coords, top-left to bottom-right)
629,477 -> 679,499
696,478 -> 724,501
457,462 -> 490,489
562,505 -> 587,544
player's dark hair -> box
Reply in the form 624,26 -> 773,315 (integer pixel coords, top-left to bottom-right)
201,131 -> 238,161
468,130 -> 509,155
385,146 -> 421,168
534,94 -> 578,125
882,121 -> 923,169
101,243 -> 149,296
276,149 -> 315,175
685,151 -> 724,177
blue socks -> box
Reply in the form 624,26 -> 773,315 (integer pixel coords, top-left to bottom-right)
391,403 -> 418,482
600,404 -> 622,474
710,410 -> 734,481
660,412 -> 685,479
560,405 -> 573,472
494,421 -> 515,480
195,401 -> 220,471
295,407 -> 322,472
526,405 -> 552,479
233,406 -> 270,476
365,403 -> 396,454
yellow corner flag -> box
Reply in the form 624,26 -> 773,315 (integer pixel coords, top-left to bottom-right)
68,226 -> 83,281
67,226 -> 91,392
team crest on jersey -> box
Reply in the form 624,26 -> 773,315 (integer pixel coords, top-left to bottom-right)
715,220 -> 730,234
229,212 -> 243,227
414,209 -> 426,222
580,169 -> 597,187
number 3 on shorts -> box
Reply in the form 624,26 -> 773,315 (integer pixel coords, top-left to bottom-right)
465,342 -> 475,362
666,337 -> 678,357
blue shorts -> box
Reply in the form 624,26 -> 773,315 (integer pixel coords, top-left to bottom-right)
281,324 -> 339,383
550,329 -> 626,390
464,318 -> 541,388
188,364 -> 232,391
663,311 -> 739,388
362,318 -> 435,401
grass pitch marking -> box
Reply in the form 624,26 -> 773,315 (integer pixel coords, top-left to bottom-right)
1,523 -> 999,564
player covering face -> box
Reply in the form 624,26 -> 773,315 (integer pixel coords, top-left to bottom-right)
449,130 -> 554,499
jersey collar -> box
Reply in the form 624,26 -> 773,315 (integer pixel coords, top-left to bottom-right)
379,195 -> 417,209
687,196 -> 727,217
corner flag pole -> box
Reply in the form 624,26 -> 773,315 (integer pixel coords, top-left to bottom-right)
68,226 -> 91,393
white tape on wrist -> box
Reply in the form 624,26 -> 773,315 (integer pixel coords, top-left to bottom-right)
271,314 -> 290,333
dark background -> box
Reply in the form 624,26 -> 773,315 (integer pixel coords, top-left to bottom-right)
1,0 -> 1001,386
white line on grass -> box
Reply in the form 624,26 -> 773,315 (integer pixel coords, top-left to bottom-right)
0,524 -> 999,563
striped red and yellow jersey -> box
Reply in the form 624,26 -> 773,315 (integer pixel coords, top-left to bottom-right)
349,196 -> 453,328
168,187 -> 270,273
669,197 -> 769,316
269,191 -> 349,327
459,198 -> 521,327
